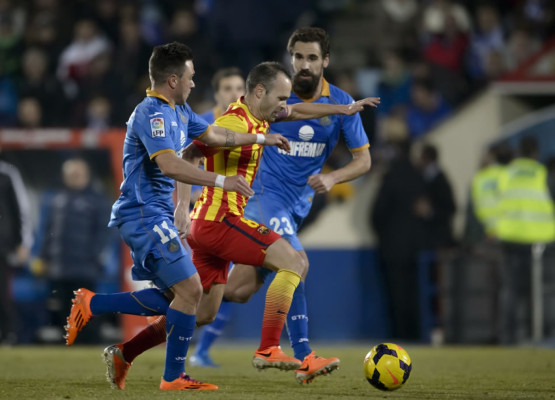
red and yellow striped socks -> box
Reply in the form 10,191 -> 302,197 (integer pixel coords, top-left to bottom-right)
258,269 -> 301,350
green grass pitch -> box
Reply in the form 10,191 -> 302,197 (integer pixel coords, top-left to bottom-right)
1,344 -> 554,399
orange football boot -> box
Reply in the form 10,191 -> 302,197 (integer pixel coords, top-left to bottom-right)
160,373 -> 218,391
295,352 -> 340,384
252,346 -> 302,371
103,344 -> 131,390
64,288 -> 94,346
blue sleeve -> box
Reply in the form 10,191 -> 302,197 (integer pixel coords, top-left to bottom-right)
183,104 -> 210,139
340,94 -> 370,150
132,105 -> 178,158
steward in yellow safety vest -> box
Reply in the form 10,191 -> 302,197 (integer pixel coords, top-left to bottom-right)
472,144 -> 513,237
497,138 -> 555,244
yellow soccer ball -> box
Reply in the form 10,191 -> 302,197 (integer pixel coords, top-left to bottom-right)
363,343 -> 412,391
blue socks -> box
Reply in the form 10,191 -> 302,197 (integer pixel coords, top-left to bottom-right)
89,288 -> 169,316
164,308 -> 196,381
286,281 -> 311,361
194,301 -> 232,356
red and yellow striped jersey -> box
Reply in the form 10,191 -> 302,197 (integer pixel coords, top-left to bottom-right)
191,97 -> 268,221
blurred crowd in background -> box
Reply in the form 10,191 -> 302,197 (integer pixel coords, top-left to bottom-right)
1,0 -> 555,345
0,0 -> 553,133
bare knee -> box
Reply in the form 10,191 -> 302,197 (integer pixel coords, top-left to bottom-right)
196,312 -> 216,327
264,239 -> 307,276
225,287 -> 254,304
170,274 -> 203,313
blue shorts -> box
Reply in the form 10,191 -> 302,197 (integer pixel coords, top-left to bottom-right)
244,193 -> 305,283
118,215 -> 197,291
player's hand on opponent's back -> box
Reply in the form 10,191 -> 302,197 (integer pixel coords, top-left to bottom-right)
225,175 -> 254,197
264,133 -> 290,152
342,97 -> 380,115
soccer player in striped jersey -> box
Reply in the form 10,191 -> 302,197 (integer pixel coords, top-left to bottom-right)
62,42 -> 290,392
101,60 -> 378,390
196,27 -> 374,383
189,67 -> 246,367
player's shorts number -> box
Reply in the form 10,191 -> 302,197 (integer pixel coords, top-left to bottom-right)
269,217 -> 294,235
152,220 -> 178,244
240,217 -> 260,229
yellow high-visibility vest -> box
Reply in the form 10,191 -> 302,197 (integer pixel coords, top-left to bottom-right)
472,164 -> 505,235
497,158 -> 555,244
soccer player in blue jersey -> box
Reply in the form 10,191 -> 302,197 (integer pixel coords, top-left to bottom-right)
192,27 -> 374,383
62,42 -> 290,391
200,67 -> 245,124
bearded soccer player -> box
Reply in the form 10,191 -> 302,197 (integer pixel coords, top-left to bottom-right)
100,60 -> 378,390
62,42 -> 290,391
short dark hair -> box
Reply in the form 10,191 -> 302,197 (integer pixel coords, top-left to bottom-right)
211,67 -> 243,92
490,143 -> 513,165
287,27 -> 330,57
246,61 -> 291,94
519,136 -> 538,158
421,143 -> 438,163
149,42 -> 193,86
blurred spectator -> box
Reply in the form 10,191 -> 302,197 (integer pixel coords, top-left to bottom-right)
0,155 -> 33,344
376,50 -> 412,118
19,47 -> 66,126
504,27 -> 541,71
72,51 -> 122,126
467,4 -> 505,82
422,0 -> 471,38
377,0 -> 420,53
496,136 -> 555,344
113,18 -> 150,90
17,97 -> 43,128
511,0 -> 555,40
0,11 -> 23,78
423,13 -> 469,75
24,11 -> 65,69
0,68 -> 17,127
57,19 -> 111,99
483,49 -> 507,80
371,140 -> 430,340
406,79 -> 452,139
90,0 -> 120,43
33,158 -> 111,343
417,143 -> 456,249
85,95 -> 111,131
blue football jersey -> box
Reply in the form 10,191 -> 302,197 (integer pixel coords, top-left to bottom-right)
250,80 -> 369,219
109,90 -> 209,226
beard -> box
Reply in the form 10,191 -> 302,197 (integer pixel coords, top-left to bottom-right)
292,70 -> 320,98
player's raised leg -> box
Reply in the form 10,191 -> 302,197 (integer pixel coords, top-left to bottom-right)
64,286 -> 170,346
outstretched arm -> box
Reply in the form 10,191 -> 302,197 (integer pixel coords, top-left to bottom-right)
307,148 -> 371,194
284,97 -> 380,121
199,125 -> 290,152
